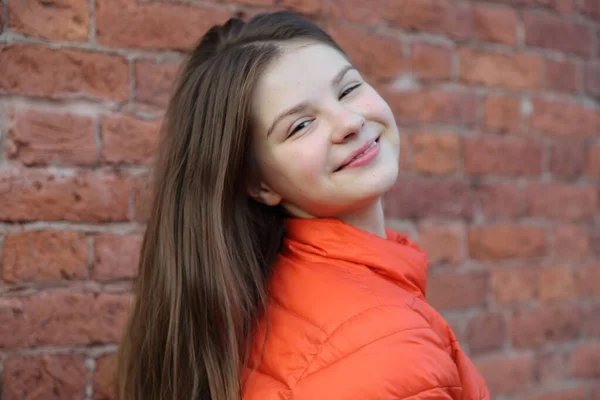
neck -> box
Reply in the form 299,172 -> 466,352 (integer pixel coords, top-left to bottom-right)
337,198 -> 386,238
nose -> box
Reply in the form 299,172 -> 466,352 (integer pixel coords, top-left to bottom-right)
330,105 -> 365,144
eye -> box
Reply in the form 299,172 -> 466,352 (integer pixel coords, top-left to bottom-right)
339,83 -> 362,100
289,120 -> 311,136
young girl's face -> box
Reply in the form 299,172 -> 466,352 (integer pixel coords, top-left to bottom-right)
250,41 -> 400,218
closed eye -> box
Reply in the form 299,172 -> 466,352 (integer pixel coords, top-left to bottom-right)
339,83 -> 362,100
289,120 -> 311,136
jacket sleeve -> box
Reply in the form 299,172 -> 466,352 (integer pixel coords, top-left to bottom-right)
291,305 -> 464,400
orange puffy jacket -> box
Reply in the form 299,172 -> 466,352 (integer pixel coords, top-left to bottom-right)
243,218 -> 490,400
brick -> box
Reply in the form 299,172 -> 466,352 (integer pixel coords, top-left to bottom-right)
551,225 -> 591,262
572,343 -> 600,377
2,230 -> 88,283
524,13 -> 592,56
0,44 -> 129,102
483,94 -> 521,134
132,174 -> 153,223
329,25 -> 404,81
584,62 -> 600,98
93,354 -> 117,400
101,115 -> 160,165
474,4 -> 518,45
550,143 -> 585,179
587,304 -> 600,337
0,291 -> 131,348
426,271 -> 487,310
410,132 -> 459,175
3,355 -> 87,399
593,227 -> 600,256
6,109 -> 97,166
280,0 -> 323,15
409,42 -> 452,80
383,89 -> 476,126
466,312 -> 505,353
417,223 -> 464,265
0,168 -> 129,222
469,225 -> 546,261
491,267 -> 538,305
511,304 -> 584,347
476,184 -> 523,218
544,58 -> 579,93
384,178 -> 474,219
474,354 -> 533,395
386,0 -> 474,41
574,265 -> 600,297
330,0 -> 385,24
93,234 -> 142,281
535,349 -> 570,384
582,0 -> 600,22
525,183 -> 597,221
538,266 -> 576,302
459,47 -> 543,89
0,3 -> 3,32
134,60 -> 180,110
464,137 -> 543,177
97,0 -> 230,50
7,0 -> 89,41
587,144 -> 600,178
530,98 -> 600,138
517,388 -> 587,400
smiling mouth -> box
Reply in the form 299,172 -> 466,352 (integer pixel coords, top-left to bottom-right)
335,137 -> 380,172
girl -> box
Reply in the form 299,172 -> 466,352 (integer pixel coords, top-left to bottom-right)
117,11 -> 490,400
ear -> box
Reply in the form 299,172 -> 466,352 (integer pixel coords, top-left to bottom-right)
248,181 -> 282,207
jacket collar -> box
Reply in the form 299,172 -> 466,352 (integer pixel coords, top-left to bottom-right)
282,218 -> 428,298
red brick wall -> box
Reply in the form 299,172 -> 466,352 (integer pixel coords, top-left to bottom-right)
0,0 -> 599,399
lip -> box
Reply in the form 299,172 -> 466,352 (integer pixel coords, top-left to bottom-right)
335,137 -> 380,172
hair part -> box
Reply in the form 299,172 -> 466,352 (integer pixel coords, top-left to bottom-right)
116,11 -> 343,400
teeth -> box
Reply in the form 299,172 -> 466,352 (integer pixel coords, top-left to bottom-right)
353,140 -> 376,161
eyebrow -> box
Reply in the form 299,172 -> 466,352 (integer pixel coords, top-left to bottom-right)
266,65 -> 356,137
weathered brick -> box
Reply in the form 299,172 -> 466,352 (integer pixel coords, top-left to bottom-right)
383,89 -> 476,126
93,354 -> 117,400
386,0 -> 474,41
417,223 -> 464,265
329,24 -> 404,81
586,304 -> 600,337
474,4 -> 518,45
0,168 -> 130,222
511,304 -> 583,347
3,355 -> 87,399
464,137 -> 543,177
585,62 -> 600,98
330,0 -> 385,24
134,60 -> 180,110
592,226 -> 600,257
0,44 -> 129,102
474,354 -> 533,395
476,184 -> 523,218
410,132 -> 459,175
491,267 -> 538,306
426,271 -> 487,310
409,42 -> 452,80
93,234 -> 142,281
384,178 -> 474,219
535,349 -> 569,385
483,94 -> 521,134
524,13 -> 592,56
550,143 -> 585,179
6,109 -> 97,166
96,0 -> 230,50
582,0 -> 600,22
525,183 -> 597,221
538,266 -> 576,302
544,58 -> 579,93
132,174 -> 153,223
574,265 -> 600,297
101,115 -> 160,165
551,225 -> 591,262
0,291 -> 131,348
280,0 -> 323,15
530,98 -> 600,138
469,225 -> 546,261
517,388 -> 587,400
466,312 -> 506,353
459,48 -> 543,89
8,0 -> 89,41
571,343 -> 600,378
586,143 -> 600,178
2,230 -> 88,283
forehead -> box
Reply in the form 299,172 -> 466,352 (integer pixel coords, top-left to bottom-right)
252,42 -> 351,129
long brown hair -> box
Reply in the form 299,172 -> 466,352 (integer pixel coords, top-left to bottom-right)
116,11 -> 343,400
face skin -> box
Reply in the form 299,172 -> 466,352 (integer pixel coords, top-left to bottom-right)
249,41 -> 400,237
